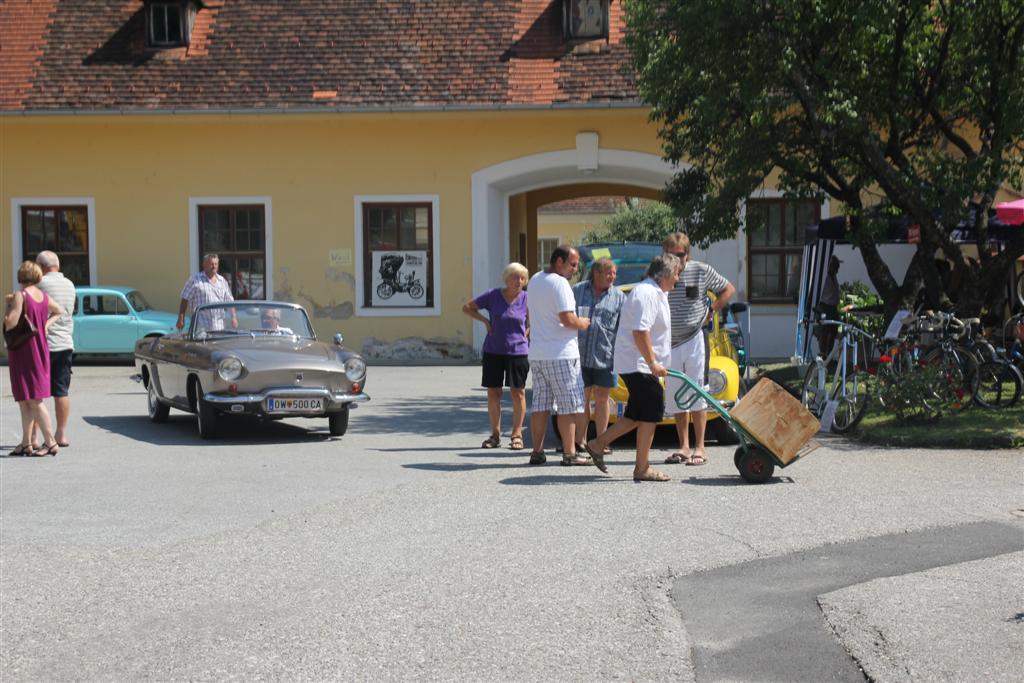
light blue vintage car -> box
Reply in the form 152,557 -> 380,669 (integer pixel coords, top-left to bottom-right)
72,286 -> 179,355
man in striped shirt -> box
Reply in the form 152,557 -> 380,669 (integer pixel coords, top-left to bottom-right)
662,232 -> 735,466
176,253 -> 236,333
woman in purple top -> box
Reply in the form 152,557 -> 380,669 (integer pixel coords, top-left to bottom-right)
5,261 -> 63,456
462,262 -> 530,450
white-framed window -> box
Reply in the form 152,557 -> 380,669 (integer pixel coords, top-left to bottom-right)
146,0 -> 198,47
189,197 -> 273,300
10,197 -> 97,290
537,236 -> 560,267
354,195 -> 441,317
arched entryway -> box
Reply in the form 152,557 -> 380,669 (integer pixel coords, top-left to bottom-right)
470,148 -> 679,348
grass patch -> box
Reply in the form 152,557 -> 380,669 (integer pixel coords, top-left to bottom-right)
749,363 -> 1024,450
852,405 -> 1024,449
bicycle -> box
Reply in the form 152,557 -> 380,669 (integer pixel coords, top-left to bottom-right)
800,314 -> 878,433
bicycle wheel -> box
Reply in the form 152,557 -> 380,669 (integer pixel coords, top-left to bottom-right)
1016,270 -> 1024,309
972,360 -> 1023,409
876,359 -> 941,422
921,347 -> 974,412
800,360 -> 828,417
829,367 -> 871,433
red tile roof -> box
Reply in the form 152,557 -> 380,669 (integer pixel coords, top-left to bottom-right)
540,196 -> 627,214
0,0 -> 639,112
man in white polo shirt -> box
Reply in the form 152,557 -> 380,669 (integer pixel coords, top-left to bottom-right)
35,250 -> 76,447
526,245 -> 590,466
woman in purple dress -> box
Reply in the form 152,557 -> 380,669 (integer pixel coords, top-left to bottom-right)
462,262 -> 530,450
5,261 -> 62,456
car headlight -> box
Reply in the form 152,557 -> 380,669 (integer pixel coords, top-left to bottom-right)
707,368 -> 727,396
217,356 -> 244,382
344,357 -> 367,383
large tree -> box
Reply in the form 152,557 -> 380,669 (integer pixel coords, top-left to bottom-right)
626,0 -> 1024,316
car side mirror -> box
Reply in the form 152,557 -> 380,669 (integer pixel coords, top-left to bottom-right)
334,333 -> 344,346
729,302 -> 748,314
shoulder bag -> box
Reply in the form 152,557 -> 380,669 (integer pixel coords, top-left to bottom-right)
4,295 -> 38,350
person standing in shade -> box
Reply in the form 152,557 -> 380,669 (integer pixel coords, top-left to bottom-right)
661,233 -> 734,467
34,250 -> 76,447
815,255 -> 842,358
462,262 -> 530,450
584,253 -> 681,481
526,245 -> 590,465
572,257 -> 625,453
176,253 -> 236,332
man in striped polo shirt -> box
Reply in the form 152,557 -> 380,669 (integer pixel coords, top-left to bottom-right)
662,232 -> 735,466
35,250 -> 77,447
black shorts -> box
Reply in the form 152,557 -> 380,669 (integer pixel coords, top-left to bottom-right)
481,352 -> 530,389
50,349 -> 73,397
621,372 -> 665,423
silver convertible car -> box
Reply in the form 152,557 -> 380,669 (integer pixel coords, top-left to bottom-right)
134,301 -> 369,439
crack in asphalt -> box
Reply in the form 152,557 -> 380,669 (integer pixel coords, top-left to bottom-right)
671,521 -> 1024,682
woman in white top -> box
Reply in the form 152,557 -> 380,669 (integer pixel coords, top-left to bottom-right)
584,253 -> 681,482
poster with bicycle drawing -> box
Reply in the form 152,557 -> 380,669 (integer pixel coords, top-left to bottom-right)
371,250 -> 428,307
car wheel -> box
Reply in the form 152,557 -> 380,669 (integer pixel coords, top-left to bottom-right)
196,393 -> 218,440
738,447 -> 775,484
147,379 -> 170,423
329,406 -> 350,436
409,283 -> 424,299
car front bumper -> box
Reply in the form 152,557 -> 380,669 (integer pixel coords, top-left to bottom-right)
203,387 -> 370,416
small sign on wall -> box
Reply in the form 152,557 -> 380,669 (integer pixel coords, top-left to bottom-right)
371,250 -> 428,307
330,248 -> 353,267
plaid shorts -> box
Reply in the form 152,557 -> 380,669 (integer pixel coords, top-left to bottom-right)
529,358 -> 585,414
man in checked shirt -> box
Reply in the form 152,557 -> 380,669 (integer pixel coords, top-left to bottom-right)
176,253 -> 237,333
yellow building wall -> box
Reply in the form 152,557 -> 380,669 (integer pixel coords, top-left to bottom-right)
1,109 -> 662,359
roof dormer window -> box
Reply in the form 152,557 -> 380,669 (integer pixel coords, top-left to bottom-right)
564,0 -> 609,41
146,0 -> 199,48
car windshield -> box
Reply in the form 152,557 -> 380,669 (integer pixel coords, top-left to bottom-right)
126,290 -> 151,311
191,303 -> 315,339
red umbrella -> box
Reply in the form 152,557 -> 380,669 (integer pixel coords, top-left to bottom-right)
995,198 -> 1024,225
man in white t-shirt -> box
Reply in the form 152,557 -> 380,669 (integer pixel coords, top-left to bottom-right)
585,253 -> 681,481
34,251 -> 76,447
525,245 -> 590,466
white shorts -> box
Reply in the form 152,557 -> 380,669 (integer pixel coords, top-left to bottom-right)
530,358 -> 585,414
666,333 -> 707,413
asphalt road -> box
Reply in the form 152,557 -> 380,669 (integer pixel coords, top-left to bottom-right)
2,365 -> 1022,681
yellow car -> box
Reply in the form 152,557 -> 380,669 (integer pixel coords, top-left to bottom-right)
570,243 -> 748,445
595,300 -> 745,444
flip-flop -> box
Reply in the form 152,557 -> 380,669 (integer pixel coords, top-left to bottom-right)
686,454 -> 707,466
634,469 -> 671,482
664,451 -> 691,464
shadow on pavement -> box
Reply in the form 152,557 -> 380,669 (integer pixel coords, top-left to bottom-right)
83,414 -> 332,446
402,460 -> 525,472
357,395 -> 488,436
677,475 -> 796,486
498,474 -> 618,485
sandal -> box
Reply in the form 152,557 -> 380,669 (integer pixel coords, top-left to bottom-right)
509,435 -> 524,450
481,434 -> 501,449
30,443 -> 59,457
633,469 -> 671,482
686,454 -> 707,466
583,441 -> 609,474
528,450 -> 547,465
664,451 -> 691,464
561,454 -> 593,466
10,444 -> 36,456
